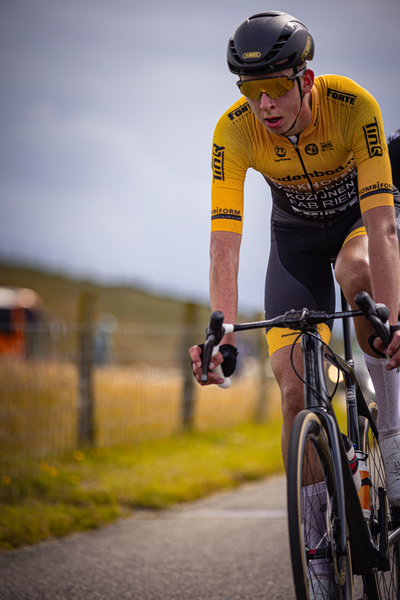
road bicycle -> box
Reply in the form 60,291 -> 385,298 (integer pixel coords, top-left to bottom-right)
200,290 -> 400,599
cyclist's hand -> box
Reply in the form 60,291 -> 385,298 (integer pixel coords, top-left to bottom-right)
373,327 -> 400,370
189,344 -> 226,386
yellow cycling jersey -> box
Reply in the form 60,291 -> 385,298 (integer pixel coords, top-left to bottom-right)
211,74 -> 394,234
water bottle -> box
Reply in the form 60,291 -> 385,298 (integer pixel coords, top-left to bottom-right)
356,452 -> 371,522
341,434 -> 361,491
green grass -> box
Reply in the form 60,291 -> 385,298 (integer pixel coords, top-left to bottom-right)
0,419 -> 284,551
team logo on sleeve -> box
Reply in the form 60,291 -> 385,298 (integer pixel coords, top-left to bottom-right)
212,144 -> 225,181
227,103 -> 251,122
211,207 -> 242,222
359,182 -> 393,199
327,88 -> 357,106
363,118 -> 383,157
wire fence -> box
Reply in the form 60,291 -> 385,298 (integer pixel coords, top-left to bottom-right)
0,318 -> 280,478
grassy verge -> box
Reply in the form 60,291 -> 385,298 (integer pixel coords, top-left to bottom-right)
0,419 -> 285,551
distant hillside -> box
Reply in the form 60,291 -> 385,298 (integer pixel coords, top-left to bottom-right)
0,262 -> 212,325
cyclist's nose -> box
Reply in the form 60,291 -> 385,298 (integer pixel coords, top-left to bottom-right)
259,92 -> 276,110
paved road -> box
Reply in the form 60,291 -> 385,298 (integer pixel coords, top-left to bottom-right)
0,475 -> 295,600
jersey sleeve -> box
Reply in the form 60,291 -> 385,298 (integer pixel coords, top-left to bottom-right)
211,99 -> 256,235
336,79 -> 394,214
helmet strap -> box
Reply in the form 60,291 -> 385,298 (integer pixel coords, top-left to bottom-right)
281,66 -> 305,136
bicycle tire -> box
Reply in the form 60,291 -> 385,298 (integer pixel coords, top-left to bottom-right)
287,410 -> 353,600
358,403 -> 400,600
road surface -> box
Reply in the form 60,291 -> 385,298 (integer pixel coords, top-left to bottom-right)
0,475 -> 295,599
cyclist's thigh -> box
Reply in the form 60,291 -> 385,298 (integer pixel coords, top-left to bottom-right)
335,201 -> 400,285
264,222 -> 336,357
340,197 -> 400,249
270,342 -> 303,388
264,221 -> 336,320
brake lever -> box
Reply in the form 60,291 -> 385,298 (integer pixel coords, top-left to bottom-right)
201,335 -> 217,382
201,311 -> 231,388
354,291 -> 392,349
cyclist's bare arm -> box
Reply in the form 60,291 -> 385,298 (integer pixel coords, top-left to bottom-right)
364,205 -> 400,367
209,230 -> 241,342
190,230 -> 241,385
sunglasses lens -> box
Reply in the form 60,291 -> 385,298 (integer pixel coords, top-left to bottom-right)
240,77 -> 295,100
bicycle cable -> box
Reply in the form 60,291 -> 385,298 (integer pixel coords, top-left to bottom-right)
289,331 -> 340,406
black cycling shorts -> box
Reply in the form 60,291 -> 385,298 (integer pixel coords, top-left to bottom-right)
264,200 -> 400,355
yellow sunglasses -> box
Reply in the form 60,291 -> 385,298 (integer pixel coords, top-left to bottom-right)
237,68 -> 306,101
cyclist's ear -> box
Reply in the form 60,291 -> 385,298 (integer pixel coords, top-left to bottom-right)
302,69 -> 314,93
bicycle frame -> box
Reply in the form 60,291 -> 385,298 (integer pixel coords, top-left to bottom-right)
335,291 -> 379,449
298,324 -> 349,560
294,296 -> 388,579
305,291 -> 400,587
201,290 -> 400,596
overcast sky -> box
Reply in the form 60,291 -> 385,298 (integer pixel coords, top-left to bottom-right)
1,0 -> 399,313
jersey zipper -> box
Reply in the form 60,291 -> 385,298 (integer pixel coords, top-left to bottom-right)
288,137 -> 331,226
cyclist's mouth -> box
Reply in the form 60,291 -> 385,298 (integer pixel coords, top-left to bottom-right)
265,116 -> 283,128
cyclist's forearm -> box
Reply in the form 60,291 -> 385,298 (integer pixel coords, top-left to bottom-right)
367,219 -> 400,326
209,265 -> 238,346
209,231 -> 241,346
370,263 -> 399,327
368,229 -> 400,366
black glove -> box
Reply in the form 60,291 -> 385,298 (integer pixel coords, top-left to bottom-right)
219,344 -> 239,377
193,343 -> 238,377
368,325 -> 400,358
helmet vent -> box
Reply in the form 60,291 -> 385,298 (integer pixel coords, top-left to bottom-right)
229,39 -> 240,61
265,36 -> 289,62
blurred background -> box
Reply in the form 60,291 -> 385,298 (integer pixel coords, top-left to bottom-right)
0,0 -> 397,471
1,0 -> 399,311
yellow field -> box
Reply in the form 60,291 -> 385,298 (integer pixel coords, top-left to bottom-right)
0,359 -> 282,465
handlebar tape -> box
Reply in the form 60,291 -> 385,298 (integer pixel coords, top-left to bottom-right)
212,346 -> 231,389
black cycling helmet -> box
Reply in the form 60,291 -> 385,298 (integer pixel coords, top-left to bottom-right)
227,11 -> 314,76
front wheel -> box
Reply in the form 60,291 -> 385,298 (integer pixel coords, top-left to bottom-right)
287,410 -> 353,599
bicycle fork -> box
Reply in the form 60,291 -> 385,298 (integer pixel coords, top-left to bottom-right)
301,331 -> 349,561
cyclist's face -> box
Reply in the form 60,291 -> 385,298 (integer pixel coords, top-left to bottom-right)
240,68 -> 314,136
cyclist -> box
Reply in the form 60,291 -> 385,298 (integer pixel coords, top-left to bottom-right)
388,128 -> 400,191
190,10 -> 400,517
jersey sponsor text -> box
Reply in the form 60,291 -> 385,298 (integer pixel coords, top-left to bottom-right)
363,118 -> 383,158
211,207 -> 242,222
212,144 -> 225,181
327,88 -> 357,105
227,103 -> 251,122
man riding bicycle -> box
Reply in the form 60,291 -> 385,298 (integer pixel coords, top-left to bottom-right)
190,10 -> 400,515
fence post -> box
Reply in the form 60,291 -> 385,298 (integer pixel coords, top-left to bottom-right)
181,302 -> 199,430
78,293 -> 96,447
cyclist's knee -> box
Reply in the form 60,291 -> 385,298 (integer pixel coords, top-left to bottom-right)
280,379 -> 304,423
335,233 -> 370,294
335,253 -> 370,301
